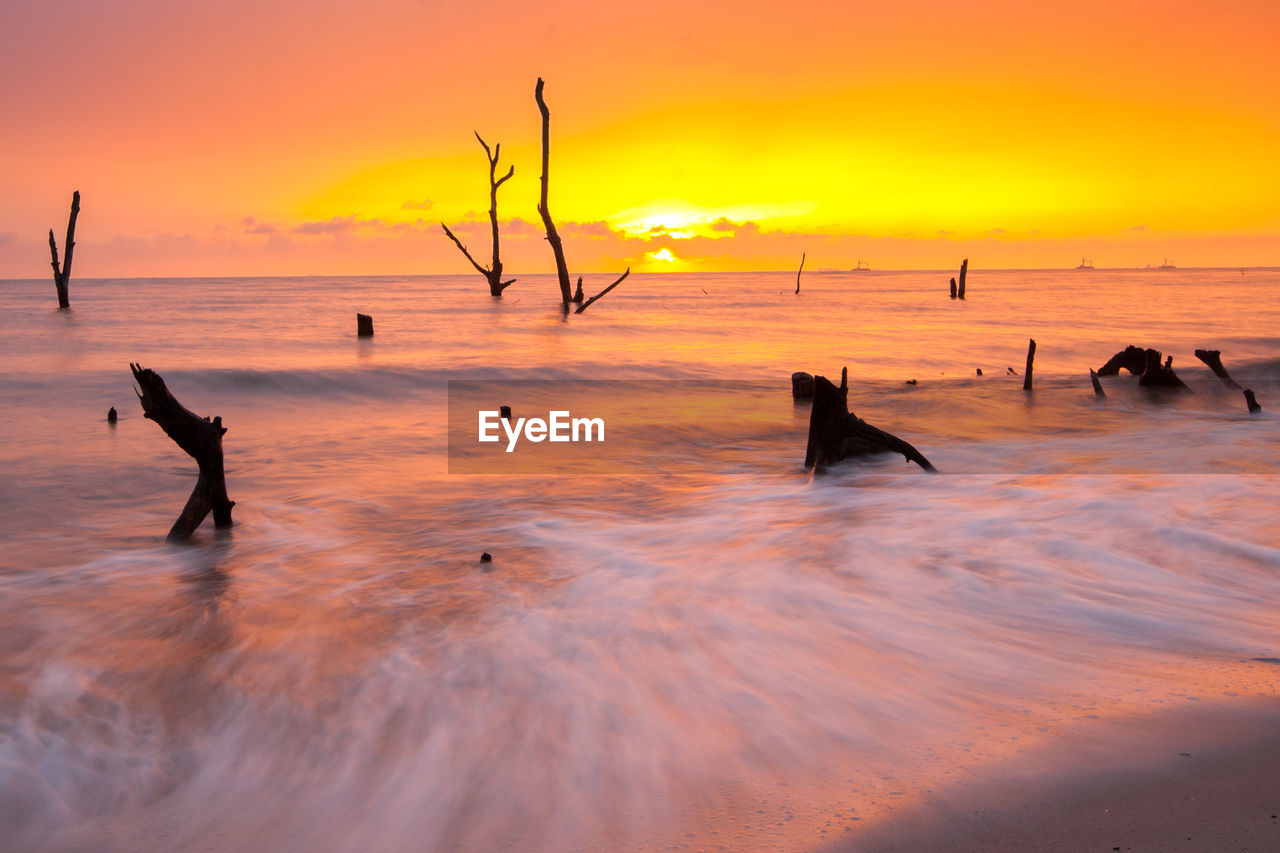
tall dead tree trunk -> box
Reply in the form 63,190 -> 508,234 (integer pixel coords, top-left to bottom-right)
441,133 -> 516,297
48,191 -> 80,309
534,78 -> 628,315
957,258 -> 968,300
535,78 -> 574,311
795,252 -> 805,294
131,364 -> 235,541
1023,338 -> 1036,391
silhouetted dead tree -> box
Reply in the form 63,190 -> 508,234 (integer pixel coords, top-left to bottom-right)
957,258 -> 968,300
795,252 -> 805,294
48,191 -> 80,309
535,78 -> 628,314
804,375 -> 935,472
441,133 -> 516,297
131,364 -> 234,541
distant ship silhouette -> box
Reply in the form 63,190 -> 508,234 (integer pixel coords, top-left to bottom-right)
851,260 -> 871,271
1075,257 -> 1094,270
1157,258 -> 1176,270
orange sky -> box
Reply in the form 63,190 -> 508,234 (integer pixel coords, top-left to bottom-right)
2,0 -> 1277,277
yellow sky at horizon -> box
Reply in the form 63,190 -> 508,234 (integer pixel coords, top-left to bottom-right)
2,0 -> 1277,277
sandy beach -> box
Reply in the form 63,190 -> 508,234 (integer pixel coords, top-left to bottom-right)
846,697 -> 1280,852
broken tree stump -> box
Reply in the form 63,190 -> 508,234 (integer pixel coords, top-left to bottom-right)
1097,345 -> 1156,376
1023,339 -> 1036,391
804,375 -> 935,472
107,406 -> 118,423
795,252 -> 805,294
792,371 -> 814,400
48,190 -> 80,309
949,277 -> 957,299
130,364 -> 235,541
1090,369 -> 1105,397
357,313 -> 374,337
1137,349 -> 1190,390
957,258 -> 968,300
1244,390 -> 1262,414
1194,349 -> 1243,390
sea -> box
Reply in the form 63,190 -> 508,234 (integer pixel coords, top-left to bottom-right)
1,269 -> 1277,851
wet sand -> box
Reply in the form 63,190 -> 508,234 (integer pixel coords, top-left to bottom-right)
842,698 -> 1280,852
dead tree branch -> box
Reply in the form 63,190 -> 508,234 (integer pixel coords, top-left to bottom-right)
131,364 -> 235,541
48,191 -> 80,309
795,251 -> 805,294
574,268 -> 630,314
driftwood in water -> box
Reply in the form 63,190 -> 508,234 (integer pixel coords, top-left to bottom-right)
357,313 -> 374,337
1194,349 -> 1242,390
1097,345 -> 1156,376
957,258 -> 968,300
1137,350 -> 1189,390
804,375 -> 935,472
792,371 -> 814,400
107,406 -> 118,423
48,191 -> 80,309
441,132 -> 516,297
131,364 -> 234,541
795,252 -> 805,294
1244,390 -> 1262,414
1090,369 -> 1105,397
949,277 -> 957,299
499,405 -> 512,420
1023,338 -> 1036,391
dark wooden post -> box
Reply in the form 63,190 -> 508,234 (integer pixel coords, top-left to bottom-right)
357,313 -> 374,337
1090,368 -> 1105,397
949,277 -> 957,299
130,364 -> 235,541
1023,338 -> 1036,391
795,252 -> 805,294
957,258 -> 968,300
48,191 -> 80,309
441,132 -> 516,297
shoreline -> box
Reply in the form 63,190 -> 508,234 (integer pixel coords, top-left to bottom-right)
840,696 -> 1280,852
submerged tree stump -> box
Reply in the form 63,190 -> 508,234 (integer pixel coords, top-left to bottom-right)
791,371 -> 815,400
131,364 -> 235,541
1097,345 -> 1156,376
1244,390 -> 1262,414
1023,338 -> 1036,391
1137,350 -> 1190,390
957,258 -> 968,300
804,376 -> 935,472
1090,369 -> 1105,397
357,313 -> 374,337
949,277 -> 957,299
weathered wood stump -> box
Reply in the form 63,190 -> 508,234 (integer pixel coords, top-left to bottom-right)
1023,338 -> 1036,391
357,313 -> 374,337
949,277 -> 957,299
499,405 -> 512,420
957,258 -> 968,300
791,371 -> 815,400
1097,345 -> 1156,376
1090,369 -> 1105,397
107,406 -> 118,423
1137,350 -> 1189,390
1194,349 -> 1242,390
131,364 -> 235,541
1244,390 -> 1262,414
804,376 -> 935,472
